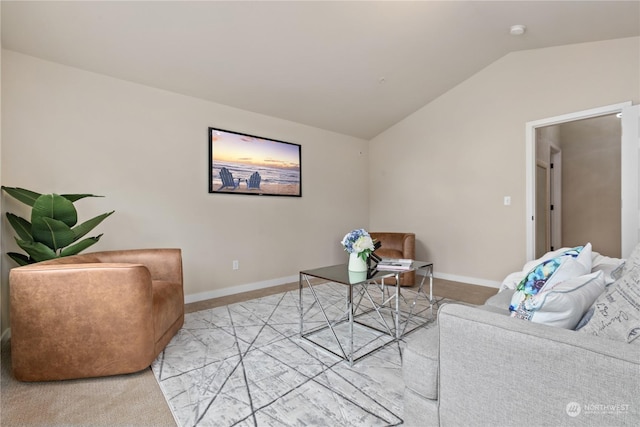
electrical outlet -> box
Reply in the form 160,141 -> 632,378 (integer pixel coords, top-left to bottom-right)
233,260 -> 239,270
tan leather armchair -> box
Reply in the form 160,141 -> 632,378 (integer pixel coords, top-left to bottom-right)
369,232 -> 416,286
9,248 -> 184,381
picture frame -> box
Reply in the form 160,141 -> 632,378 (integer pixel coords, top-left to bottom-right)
208,127 -> 302,197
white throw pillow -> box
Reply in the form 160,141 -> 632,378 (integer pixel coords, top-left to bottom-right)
500,243 -> 592,292
500,271 -> 526,291
520,246 -> 578,273
591,251 -> 625,285
574,242 -> 593,272
621,243 -> 640,277
523,271 -> 606,329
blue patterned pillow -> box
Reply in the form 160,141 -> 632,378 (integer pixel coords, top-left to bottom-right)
509,246 -> 587,317
519,271 -> 605,329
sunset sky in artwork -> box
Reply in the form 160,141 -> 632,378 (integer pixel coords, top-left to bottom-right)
211,129 -> 300,169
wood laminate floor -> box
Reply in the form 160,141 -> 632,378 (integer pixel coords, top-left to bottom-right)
185,277 -> 498,314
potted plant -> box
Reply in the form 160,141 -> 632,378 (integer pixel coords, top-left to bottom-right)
1,186 -> 114,266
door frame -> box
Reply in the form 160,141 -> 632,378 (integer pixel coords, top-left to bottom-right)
525,101 -> 633,260
549,145 -> 562,251
535,159 -> 550,257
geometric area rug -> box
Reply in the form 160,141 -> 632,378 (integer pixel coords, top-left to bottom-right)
151,282 -> 443,426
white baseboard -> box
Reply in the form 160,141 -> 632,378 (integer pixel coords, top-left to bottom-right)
417,270 -> 501,288
186,271 -> 501,305
184,274 -> 299,304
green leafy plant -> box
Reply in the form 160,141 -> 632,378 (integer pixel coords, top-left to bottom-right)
1,186 -> 115,266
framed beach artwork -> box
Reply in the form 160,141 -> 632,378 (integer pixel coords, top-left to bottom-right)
208,127 -> 302,197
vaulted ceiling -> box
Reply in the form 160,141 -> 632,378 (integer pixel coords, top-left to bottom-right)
2,1 -> 639,139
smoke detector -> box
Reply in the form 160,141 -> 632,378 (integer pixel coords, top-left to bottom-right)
510,25 -> 526,36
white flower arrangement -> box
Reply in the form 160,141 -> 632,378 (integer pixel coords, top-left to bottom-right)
341,228 -> 375,261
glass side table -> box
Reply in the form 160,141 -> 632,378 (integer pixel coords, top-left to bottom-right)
299,261 -> 434,365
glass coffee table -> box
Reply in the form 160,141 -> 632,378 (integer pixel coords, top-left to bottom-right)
299,261 -> 434,365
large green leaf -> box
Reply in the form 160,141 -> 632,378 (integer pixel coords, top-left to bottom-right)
16,238 -> 57,262
61,194 -> 104,203
1,187 -> 42,207
31,217 -> 76,251
6,213 -> 32,241
60,235 -> 103,257
32,194 -> 78,227
7,252 -> 31,266
4,188 -> 114,263
71,211 -> 114,241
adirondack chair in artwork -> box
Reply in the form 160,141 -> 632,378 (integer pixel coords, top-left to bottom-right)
246,171 -> 262,190
218,167 -> 240,190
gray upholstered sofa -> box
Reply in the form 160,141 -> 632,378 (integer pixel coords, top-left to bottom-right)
403,246 -> 640,426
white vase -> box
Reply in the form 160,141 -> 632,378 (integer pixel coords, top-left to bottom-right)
348,252 -> 368,272
348,270 -> 367,283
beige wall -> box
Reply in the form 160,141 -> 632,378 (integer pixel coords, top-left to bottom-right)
1,50 -> 370,335
560,115 -> 621,257
369,37 -> 639,285
1,37 -> 639,338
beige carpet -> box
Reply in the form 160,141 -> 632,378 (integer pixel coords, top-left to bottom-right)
1,341 -> 176,426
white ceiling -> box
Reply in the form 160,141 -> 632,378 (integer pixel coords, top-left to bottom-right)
2,1 -> 639,139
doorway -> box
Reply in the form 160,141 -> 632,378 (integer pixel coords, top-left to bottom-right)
535,114 -> 621,257
525,102 -> 639,260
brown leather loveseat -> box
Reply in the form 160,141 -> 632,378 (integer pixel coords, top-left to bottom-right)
9,248 -> 184,381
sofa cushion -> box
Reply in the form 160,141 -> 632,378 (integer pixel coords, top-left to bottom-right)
577,267 -> 640,344
403,325 -> 439,400
404,387 -> 439,427
484,289 -> 514,312
518,271 -> 605,329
